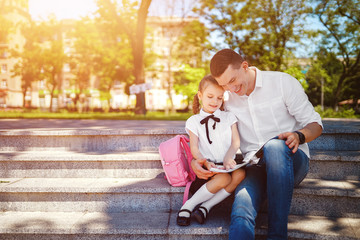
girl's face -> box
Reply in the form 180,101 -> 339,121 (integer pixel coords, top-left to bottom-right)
198,83 -> 224,114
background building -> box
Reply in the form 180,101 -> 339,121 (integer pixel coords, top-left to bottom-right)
0,0 -> 29,108
1,0 -> 197,111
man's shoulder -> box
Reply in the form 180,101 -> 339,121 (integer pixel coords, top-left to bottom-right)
260,71 -> 298,88
261,70 -> 292,80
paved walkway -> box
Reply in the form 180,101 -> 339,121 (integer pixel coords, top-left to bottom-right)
0,118 -> 359,133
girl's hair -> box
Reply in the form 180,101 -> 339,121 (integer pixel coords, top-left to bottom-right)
192,74 -> 225,114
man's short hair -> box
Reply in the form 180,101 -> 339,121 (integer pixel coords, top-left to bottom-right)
210,49 -> 245,77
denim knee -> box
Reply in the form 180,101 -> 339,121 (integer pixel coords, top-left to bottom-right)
262,139 -> 293,166
263,139 -> 290,155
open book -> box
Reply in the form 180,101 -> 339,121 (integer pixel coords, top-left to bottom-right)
210,136 -> 278,173
209,161 -> 248,173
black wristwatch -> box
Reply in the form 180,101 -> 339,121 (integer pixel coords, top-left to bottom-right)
294,131 -> 305,144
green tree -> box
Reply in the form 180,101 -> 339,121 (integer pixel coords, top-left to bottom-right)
0,2 -> 16,104
92,7 -> 133,107
0,1 -> 16,43
68,18 -> 101,107
313,0 -> 360,109
0,15 -> 13,44
284,66 -> 307,91
95,0 -> 152,114
173,19 -> 210,110
196,0 -> 313,70
39,17 -> 67,111
175,20 -> 211,69
174,64 -> 206,109
306,48 -> 341,108
11,20 -> 43,107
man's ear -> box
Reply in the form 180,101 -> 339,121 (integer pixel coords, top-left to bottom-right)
241,61 -> 249,69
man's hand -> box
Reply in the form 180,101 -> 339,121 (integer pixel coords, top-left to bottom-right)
278,131 -> 300,153
191,158 -> 215,180
278,122 -> 323,154
204,160 -> 216,171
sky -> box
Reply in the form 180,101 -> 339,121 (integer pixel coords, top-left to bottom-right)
27,0 -> 321,58
28,0 -> 98,20
28,0 -> 196,20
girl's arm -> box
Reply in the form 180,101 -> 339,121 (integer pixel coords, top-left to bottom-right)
223,123 -> 241,170
188,130 -> 216,171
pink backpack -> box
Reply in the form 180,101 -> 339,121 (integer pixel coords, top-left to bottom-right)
159,135 -> 196,204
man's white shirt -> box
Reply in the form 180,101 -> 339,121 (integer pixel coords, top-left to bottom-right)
225,67 -> 323,164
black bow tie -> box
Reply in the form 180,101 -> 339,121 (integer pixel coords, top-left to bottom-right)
200,114 -> 220,144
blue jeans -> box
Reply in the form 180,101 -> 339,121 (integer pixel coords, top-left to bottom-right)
229,139 -> 309,240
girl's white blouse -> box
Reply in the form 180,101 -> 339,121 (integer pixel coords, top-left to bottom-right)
185,109 -> 238,163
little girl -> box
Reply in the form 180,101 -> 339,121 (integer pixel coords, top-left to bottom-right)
177,75 -> 245,226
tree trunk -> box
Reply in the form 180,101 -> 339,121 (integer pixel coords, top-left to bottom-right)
133,0 -> 152,115
167,55 -> 175,113
49,74 -> 57,112
333,72 -> 346,109
22,88 -> 27,108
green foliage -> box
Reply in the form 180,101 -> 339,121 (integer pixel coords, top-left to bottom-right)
68,18 -> 100,93
173,64 -> 206,107
313,0 -> 360,108
305,49 -> 341,106
196,0 -> 313,71
92,2 -> 135,93
315,105 -> 358,119
10,20 -> 44,107
99,91 -> 111,101
95,0 -> 152,114
38,90 -> 45,98
284,67 -> 308,91
174,20 -> 211,68
0,15 -> 13,43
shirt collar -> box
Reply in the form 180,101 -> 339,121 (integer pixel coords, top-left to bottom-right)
251,67 -> 263,88
200,108 -> 221,118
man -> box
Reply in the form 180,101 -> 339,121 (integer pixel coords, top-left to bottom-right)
191,49 -> 323,240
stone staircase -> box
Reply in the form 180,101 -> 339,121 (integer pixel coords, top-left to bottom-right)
0,119 -> 359,240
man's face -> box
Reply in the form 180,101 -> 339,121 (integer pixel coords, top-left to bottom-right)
215,62 -> 250,96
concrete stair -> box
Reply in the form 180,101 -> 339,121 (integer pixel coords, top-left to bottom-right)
0,119 -> 359,239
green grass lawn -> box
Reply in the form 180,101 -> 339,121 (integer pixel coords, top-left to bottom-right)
0,110 -> 193,121
0,106 -> 358,120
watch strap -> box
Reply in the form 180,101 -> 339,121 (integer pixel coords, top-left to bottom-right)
294,131 -> 305,144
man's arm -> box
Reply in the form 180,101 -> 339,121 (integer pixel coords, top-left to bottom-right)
191,158 -> 215,180
278,122 -> 323,153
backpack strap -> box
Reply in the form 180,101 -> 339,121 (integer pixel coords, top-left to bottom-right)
183,180 -> 193,204
180,135 -> 196,204
179,136 -> 196,181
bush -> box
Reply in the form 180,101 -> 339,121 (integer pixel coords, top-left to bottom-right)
315,106 -> 359,118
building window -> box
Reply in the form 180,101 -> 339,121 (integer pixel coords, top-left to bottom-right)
0,50 -> 7,58
1,64 -> 7,73
1,79 -> 7,88
63,63 -> 71,72
64,79 -> 70,88
39,80 -> 45,89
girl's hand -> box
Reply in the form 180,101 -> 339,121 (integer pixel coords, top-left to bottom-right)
204,160 -> 216,171
223,158 -> 237,170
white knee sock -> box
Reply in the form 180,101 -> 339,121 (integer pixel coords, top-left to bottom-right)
200,188 -> 231,216
179,184 -> 214,217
